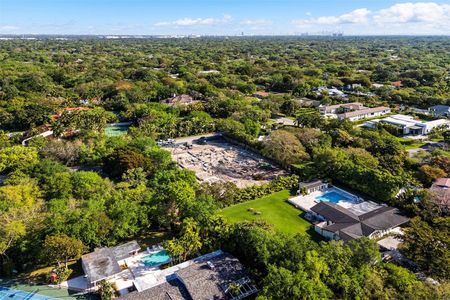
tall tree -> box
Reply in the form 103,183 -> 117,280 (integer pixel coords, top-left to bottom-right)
42,234 -> 84,268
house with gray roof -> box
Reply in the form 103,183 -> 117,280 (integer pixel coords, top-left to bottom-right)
81,241 -> 140,287
430,178 -> 450,213
429,105 -> 450,117
120,251 -> 257,300
311,202 -> 409,241
161,94 -> 198,106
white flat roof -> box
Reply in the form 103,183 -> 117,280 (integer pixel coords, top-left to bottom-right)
424,119 -> 450,126
381,116 -> 420,127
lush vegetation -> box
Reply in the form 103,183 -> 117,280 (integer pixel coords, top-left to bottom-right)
220,190 -> 313,235
0,37 -> 449,299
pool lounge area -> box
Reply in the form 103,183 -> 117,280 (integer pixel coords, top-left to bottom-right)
316,191 -> 355,204
288,182 -> 383,216
141,250 -> 171,267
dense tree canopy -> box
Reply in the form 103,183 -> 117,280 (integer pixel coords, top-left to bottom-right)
0,36 -> 449,298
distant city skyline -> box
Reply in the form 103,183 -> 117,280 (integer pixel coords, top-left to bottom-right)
0,0 -> 449,35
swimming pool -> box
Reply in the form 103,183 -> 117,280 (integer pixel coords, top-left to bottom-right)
0,286 -> 55,300
141,250 -> 171,267
316,191 -> 354,204
105,125 -> 129,137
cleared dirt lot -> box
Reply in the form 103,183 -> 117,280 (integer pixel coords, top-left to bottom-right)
162,135 -> 288,188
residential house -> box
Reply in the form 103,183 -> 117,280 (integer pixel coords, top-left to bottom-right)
430,178 -> 450,213
81,241 -> 140,288
364,114 -> 450,136
429,105 -> 450,118
319,102 -> 391,121
311,202 -> 409,241
198,70 -> 220,75
371,83 -> 385,89
314,86 -> 347,98
343,83 -> 362,90
120,250 -> 258,300
337,106 -> 391,121
252,91 -> 270,99
161,94 -> 198,106
319,102 -> 364,115
51,107 -> 90,121
391,81 -> 403,87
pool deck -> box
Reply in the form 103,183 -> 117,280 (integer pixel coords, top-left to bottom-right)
288,187 -> 382,215
124,251 -> 173,292
130,251 -> 223,292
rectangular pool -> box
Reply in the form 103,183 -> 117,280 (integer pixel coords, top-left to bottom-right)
316,191 -> 354,204
141,250 -> 171,267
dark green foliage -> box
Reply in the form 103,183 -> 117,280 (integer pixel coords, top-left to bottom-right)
0,37 -> 449,297
103,147 -> 153,179
229,175 -> 299,205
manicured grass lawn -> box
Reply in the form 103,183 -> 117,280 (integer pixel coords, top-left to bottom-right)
396,137 -> 426,150
220,190 -> 315,236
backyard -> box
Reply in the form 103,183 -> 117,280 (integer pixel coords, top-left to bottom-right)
220,190 -> 316,237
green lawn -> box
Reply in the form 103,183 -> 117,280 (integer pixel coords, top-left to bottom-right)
220,190 -> 314,236
395,137 -> 426,150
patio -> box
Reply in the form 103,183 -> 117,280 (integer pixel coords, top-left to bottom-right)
288,186 -> 382,216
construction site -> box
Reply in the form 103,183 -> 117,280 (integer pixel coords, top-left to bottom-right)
162,135 -> 287,188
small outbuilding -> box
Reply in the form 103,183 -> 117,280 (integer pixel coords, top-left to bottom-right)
299,180 -> 329,195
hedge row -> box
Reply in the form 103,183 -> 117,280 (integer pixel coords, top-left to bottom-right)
230,175 -> 299,204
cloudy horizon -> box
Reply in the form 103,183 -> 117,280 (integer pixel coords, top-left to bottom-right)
0,1 -> 449,36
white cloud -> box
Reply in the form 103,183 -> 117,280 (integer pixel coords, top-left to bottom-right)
240,19 -> 273,26
0,25 -> 19,32
292,2 -> 450,33
373,2 -> 450,25
293,8 -> 370,26
155,15 -> 232,27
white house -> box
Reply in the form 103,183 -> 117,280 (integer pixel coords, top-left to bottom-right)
366,114 -> 450,136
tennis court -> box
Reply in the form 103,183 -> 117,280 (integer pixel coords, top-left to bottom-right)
0,286 -> 56,300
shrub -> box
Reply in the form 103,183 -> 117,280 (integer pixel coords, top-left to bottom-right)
56,267 -> 72,284
98,280 -> 114,300
230,175 -> 299,204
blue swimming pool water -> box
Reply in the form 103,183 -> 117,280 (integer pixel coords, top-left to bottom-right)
316,191 -> 353,204
141,250 -> 171,267
0,286 -> 55,300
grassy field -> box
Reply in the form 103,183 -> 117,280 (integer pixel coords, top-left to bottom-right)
220,190 -> 315,236
396,137 -> 427,150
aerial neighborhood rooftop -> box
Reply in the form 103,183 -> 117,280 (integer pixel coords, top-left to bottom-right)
319,102 -> 391,121
160,94 -> 198,106
363,114 -> 450,136
290,180 -> 409,243
78,244 -> 257,300
430,178 -> 450,213
429,105 -> 450,117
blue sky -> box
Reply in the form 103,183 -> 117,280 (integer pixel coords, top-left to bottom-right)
0,0 -> 449,35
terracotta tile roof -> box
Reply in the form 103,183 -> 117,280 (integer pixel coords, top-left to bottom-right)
253,91 -> 270,97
